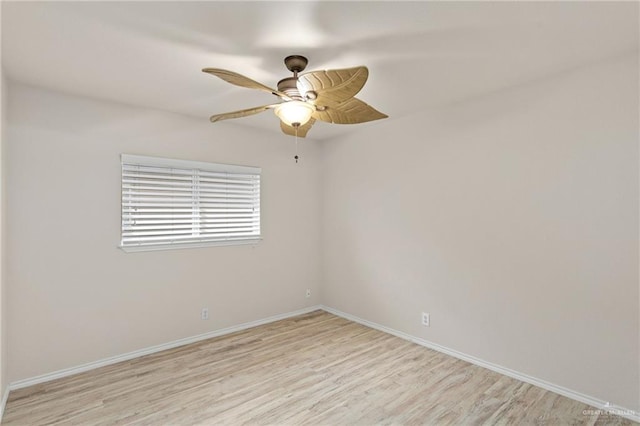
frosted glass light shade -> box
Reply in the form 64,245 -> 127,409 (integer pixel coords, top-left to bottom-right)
274,101 -> 314,126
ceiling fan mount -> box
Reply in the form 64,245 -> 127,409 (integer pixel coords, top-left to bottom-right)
283,55 -> 309,74
202,54 -> 388,138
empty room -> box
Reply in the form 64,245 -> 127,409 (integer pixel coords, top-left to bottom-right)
0,1 -> 638,424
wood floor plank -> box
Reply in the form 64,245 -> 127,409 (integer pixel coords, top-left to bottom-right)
2,311 -> 635,425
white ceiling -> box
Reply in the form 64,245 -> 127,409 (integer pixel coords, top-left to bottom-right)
2,1 -> 638,141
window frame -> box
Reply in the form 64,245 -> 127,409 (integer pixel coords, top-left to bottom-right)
120,154 -> 261,252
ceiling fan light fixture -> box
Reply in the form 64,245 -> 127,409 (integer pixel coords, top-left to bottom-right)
203,55 -> 387,138
274,101 -> 314,127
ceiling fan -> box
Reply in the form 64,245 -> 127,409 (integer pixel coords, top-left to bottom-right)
202,55 -> 388,138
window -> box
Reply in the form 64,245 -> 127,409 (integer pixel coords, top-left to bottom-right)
121,154 -> 261,252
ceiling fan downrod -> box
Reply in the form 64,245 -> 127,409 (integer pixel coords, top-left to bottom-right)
279,55 -> 309,100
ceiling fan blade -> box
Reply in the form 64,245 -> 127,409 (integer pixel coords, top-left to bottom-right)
297,66 -> 369,107
210,104 -> 278,123
203,68 -> 290,99
280,118 -> 316,138
312,98 -> 388,124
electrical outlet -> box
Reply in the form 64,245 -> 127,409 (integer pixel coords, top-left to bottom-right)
201,308 -> 209,320
421,312 -> 430,327
305,289 -> 311,298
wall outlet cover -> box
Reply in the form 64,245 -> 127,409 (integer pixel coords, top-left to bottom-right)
422,312 -> 430,327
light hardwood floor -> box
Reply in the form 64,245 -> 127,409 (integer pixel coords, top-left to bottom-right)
2,310 -> 635,425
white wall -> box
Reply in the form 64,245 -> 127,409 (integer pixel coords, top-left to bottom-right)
6,83 -> 322,381
322,54 -> 639,411
0,0 -> 7,403
0,68 -> 7,399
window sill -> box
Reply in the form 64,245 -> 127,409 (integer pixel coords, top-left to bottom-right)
119,238 -> 262,253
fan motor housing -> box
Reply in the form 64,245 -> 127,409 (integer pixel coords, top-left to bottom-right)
277,77 -> 302,99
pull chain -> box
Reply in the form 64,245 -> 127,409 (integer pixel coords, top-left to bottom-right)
294,124 -> 299,163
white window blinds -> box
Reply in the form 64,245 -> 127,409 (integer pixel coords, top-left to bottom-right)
121,154 -> 261,252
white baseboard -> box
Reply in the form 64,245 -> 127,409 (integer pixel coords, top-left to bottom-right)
0,385 -> 9,422
9,305 -> 322,391
320,305 -> 640,423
